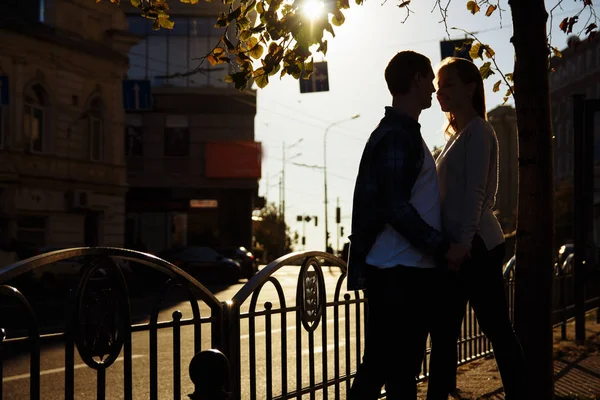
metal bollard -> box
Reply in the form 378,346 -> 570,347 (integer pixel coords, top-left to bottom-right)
188,349 -> 231,400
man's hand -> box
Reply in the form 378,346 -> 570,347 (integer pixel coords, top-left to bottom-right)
446,243 -> 471,272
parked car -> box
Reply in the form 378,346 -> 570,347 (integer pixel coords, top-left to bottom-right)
158,246 -> 241,284
218,246 -> 258,279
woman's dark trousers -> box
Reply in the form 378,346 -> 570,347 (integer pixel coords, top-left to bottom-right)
427,235 -> 527,400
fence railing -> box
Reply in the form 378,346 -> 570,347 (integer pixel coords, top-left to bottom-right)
0,247 -> 598,399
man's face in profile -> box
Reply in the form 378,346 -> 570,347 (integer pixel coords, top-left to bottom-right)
413,67 -> 436,110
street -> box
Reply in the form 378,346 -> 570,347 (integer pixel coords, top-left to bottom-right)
1,265 -> 363,399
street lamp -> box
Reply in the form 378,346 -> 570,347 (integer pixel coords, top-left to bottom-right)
323,114 -> 360,252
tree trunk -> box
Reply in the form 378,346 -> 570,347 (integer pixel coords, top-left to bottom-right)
509,1 -> 555,398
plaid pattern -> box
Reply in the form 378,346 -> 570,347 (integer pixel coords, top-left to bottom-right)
346,107 -> 450,291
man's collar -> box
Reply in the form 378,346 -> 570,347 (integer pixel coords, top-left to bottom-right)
384,106 -> 421,130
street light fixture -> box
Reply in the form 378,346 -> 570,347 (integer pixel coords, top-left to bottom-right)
323,114 -> 360,252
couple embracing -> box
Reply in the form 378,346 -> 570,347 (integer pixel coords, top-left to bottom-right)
347,51 -> 528,400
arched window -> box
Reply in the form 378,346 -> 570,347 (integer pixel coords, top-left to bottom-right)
24,84 -> 49,153
88,98 -> 104,161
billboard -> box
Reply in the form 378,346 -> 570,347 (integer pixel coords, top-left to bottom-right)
205,141 -> 262,179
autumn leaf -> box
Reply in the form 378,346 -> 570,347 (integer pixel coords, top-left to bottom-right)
559,17 -> 569,33
469,42 -> 482,60
485,5 -> 496,16
466,1 -> 480,15
552,47 -> 563,58
505,73 -> 514,82
207,54 -> 218,66
479,62 -> 494,79
130,0 -> 141,7
484,45 -> 495,59
493,80 -> 502,93
585,23 -> 598,35
398,0 -> 411,7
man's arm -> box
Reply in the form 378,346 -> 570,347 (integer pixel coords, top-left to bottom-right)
375,131 -> 451,258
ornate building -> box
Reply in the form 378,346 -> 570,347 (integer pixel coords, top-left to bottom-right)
0,0 -> 138,249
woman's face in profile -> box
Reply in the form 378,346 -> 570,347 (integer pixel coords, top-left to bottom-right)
436,66 -> 470,113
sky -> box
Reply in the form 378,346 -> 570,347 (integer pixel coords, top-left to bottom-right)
253,0 -> 599,252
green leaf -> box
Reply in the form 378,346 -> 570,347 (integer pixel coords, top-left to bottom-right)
331,10 -> 345,26
257,1 -> 265,13
493,80 -> 501,93
239,30 -> 253,41
250,43 -> 265,59
469,42 -> 482,60
466,0 -> 480,14
253,68 -> 269,88
479,62 -> 494,79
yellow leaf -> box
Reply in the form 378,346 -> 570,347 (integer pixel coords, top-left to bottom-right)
246,36 -> 259,50
159,16 -> 174,29
466,0 -> 480,14
485,5 -> 497,16
484,45 -> 495,59
130,0 -> 141,6
469,42 -> 482,60
213,47 -> 226,56
207,55 -> 218,66
493,80 -> 501,93
552,47 -> 563,58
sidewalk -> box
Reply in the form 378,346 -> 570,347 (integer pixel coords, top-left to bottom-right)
417,310 -> 600,399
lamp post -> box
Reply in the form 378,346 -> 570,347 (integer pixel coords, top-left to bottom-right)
323,114 -> 360,252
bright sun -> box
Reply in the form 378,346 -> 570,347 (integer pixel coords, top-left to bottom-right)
302,0 -> 325,21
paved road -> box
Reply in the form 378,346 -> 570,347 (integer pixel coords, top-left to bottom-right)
2,265 -> 362,399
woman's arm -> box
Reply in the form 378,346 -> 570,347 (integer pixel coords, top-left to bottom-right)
459,122 -> 493,248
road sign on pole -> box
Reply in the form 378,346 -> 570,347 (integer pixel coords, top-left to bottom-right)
299,62 -> 329,94
440,39 -> 473,61
123,80 -> 152,110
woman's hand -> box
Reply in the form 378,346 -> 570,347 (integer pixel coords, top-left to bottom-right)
446,243 -> 471,272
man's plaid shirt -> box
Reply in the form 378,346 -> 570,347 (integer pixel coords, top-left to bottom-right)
346,107 -> 451,291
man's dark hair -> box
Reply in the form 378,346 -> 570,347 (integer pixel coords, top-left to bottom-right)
385,51 -> 432,96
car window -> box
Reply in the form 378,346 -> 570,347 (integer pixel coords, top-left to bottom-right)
184,247 -> 218,261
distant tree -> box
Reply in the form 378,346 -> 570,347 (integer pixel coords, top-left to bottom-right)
431,145 -> 443,161
253,203 -> 298,262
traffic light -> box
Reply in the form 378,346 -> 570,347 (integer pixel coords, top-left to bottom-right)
314,216 -> 318,227
297,215 -> 303,222
336,207 -> 341,224
340,226 -> 344,236
302,236 -> 306,245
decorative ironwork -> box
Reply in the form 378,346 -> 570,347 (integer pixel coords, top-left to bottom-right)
298,257 -> 326,332
74,256 -> 130,369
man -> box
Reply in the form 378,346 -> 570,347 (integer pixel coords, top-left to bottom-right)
347,51 -> 469,399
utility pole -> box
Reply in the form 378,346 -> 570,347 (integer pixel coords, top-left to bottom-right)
323,114 -> 359,252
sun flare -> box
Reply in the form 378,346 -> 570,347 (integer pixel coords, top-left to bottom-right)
303,0 -> 325,21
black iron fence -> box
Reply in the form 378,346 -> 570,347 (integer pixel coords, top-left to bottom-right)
0,247 -> 598,399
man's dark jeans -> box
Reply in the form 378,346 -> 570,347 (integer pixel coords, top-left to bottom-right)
427,235 -> 527,400
349,265 -> 442,400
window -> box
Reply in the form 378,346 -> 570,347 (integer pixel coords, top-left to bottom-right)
23,84 -> 48,153
17,215 -> 46,246
88,98 -> 104,161
125,114 -> 144,156
164,115 -> 189,157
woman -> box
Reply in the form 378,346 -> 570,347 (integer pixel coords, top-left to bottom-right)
427,57 -> 527,400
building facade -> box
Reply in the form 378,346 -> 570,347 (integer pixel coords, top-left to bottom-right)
0,0 -> 137,249
122,2 -> 261,254
549,36 -> 600,247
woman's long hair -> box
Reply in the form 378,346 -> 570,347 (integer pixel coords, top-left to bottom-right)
437,57 -> 487,137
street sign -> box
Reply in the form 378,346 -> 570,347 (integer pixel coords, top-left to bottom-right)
300,61 -> 329,93
0,76 -> 9,105
122,80 -> 152,110
440,39 -> 473,61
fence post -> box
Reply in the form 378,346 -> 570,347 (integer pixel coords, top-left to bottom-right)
188,349 -> 231,400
